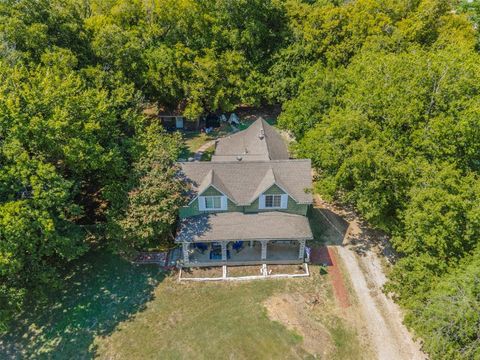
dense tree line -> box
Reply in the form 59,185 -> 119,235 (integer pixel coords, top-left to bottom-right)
278,1 -> 480,358
0,0 -> 479,358
0,0 -> 288,333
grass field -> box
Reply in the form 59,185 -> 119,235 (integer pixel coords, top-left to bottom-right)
1,247 -> 364,359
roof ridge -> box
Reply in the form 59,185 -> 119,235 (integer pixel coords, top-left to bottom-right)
259,118 -> 273,160
179,159 -> 311,165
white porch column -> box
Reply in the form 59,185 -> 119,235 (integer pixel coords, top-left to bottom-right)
221,241 -> 227,261
249,241 -> 253,248
182,242 -> 190,263
261,240 -> 268,260
298,240 -> 306,259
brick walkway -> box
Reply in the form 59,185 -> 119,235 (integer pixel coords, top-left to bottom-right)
311,246 -> 350,308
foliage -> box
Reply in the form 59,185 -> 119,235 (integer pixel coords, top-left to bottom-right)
110,124 -> 185,250
0,51 -> 144,328
1,0 -> 480,356
278,1 -> 480,357
85,0 -> 288,116
406,247 -> 480,359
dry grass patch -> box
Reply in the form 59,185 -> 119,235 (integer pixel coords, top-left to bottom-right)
264,292 -> 333,357
180,266 -> 222,278
227,265 -> 263,277
268,264 -> 306,275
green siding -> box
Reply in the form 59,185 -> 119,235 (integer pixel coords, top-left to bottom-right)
179,183 -> 309,218
180,185 -> 242,218
201,187 -> 223,196
263,184 -> 285,195
243,197 -> 308,215
284,201 -> 309,216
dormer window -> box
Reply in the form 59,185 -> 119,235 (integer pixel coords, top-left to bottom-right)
205,196 -> 222,209
259,194 -> 288,209
265,194 -> 281,208
199,195 -> 227,211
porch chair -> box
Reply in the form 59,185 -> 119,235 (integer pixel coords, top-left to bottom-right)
232,241 -> 244,253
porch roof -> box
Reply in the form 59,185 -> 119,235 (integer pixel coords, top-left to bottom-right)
175,212 -> 313,243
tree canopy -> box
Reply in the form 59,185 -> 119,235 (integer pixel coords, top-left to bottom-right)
1,1 -> 479,357
278,1 -> 480,358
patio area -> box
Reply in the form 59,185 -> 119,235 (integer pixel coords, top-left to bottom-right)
185,240 -> 303,267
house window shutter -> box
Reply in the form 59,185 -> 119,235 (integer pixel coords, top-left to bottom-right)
198,197 -> 206,211
281,194 -> 288,209
259,195 -> 265,209
221,196 -> 227,210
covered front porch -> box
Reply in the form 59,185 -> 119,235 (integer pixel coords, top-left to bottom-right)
175,212 -> 313,267
182,240 -> 306,267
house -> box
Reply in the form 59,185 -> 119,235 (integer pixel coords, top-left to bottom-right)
176,118 -> 313,267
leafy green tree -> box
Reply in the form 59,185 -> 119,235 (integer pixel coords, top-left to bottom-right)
282,3 -> 480,356
0,142 -> 86,330
109,124 -> 185,250
0,49 -> 146,329
0,0 -> 92,65
406,247 -> 480,359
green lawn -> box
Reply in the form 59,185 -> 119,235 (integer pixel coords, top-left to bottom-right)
178,132 -> 213,160
1,250 -> 364,359
178,123 -> 234,160
1,251 -> 165,359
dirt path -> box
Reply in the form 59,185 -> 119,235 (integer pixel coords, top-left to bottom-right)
193,140 -> 216,161
314,196 -> 426,360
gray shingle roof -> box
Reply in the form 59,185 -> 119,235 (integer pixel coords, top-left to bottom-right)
175,212 -> 313,242
212,118 -> 289,162
179,159 -> 313,205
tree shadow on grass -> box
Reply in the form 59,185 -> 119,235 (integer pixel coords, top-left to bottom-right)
0,251 -> 166,359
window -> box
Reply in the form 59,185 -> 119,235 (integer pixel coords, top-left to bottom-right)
205,196 -> 222,209
265,194 -> 282,208
199,196 -> 227,211
260,194 -> 287,209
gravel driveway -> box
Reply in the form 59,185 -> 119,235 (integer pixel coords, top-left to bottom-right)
314,196 -> 426,360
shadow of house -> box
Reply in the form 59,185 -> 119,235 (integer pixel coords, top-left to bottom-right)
309,202 -> 396,262
0,251 -> 166,359
308,207 -> 349,246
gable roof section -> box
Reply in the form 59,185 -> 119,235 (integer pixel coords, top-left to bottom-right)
180,159 -> 312,206
249,168 -> 294,203
212,118 -> 289,162
195,169 -> 235,203
250,167 -> 276,203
